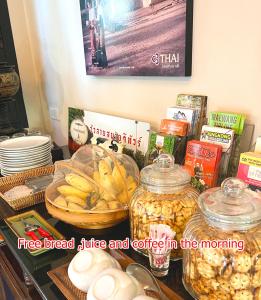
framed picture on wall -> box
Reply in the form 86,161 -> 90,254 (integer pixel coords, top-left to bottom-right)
79,0 -> 193,76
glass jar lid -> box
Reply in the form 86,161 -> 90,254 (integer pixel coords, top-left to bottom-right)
198,178 -> 261,230
141,154 -> 191,193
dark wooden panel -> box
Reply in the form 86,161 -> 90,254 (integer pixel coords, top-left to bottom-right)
0,0 -> 28,129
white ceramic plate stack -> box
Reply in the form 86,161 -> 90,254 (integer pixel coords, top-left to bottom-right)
0,136 -> 52,176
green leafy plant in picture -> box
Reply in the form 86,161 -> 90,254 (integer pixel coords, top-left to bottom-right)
68,107 -> 85,138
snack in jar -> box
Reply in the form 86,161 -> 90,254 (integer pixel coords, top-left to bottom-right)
183,178 -> 261,300
129,153 -> 199,260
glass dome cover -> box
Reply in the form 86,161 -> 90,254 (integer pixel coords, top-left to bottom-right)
198,177 -> 261,230
140,154 -> 191,193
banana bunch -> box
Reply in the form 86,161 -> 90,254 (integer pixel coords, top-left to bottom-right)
93,158 -> 138,206
54,173 -> 95,210
53,158 -> 138,212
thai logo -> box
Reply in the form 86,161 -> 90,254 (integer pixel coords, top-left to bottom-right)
151,53 -> 160,65
151,52 -> 180,66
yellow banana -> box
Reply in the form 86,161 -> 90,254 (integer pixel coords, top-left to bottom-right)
127,181 -> 137,198
93,171 -> 100,183
57,185 -> 88,200
53,195 -> 67,208
93,200 -> 108,210
117,190 -> 128,204
99,174 -> 118,197
127,175 -> 135,185
108,200 -> 122,210
99,159 -> 112,176
112,164 -> 126,192
100,191 -> 115,202
65,174 -> 93,193
65,195 -> 86,208
67,202 -> 84,211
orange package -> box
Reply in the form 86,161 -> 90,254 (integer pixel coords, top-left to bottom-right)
185,140 -> 222,188
160,119 -> 188,136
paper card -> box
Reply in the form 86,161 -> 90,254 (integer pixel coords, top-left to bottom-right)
68,107 -> 150,155
200,125 -> 235,153
208,112 -> 246,135
166,107 -> 197,135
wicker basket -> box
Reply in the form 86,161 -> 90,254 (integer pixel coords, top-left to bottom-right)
45,180 -> 129,229
0,165 -> 55,210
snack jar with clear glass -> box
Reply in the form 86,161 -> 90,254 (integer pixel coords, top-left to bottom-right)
183,178 -> 261,300
129,153 -> 199,260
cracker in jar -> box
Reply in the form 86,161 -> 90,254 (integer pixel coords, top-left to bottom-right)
197,259 -> 216,279
172,201 -> 183,213
201,248 -> 224,267
253,252 -> 261,271
162,204 -> 173,218
233,252 -> 252,273
255,288 -> 261,300
172,225 -> 181,234
176,216 -> 185,227
232,290 -> 253,300
253,271 -> 261,288
204,290 -> 232,300
144,202 -> 154,215
176,233 -> 183,242
180,198 -> 196,208
217,277 -> 235,295
181,207 -> 194,219
191,279 -> 209,295
219,263 -> 233,279
230,273 -> 251,290
199,296 -> 209,300
196,278 -> 215,294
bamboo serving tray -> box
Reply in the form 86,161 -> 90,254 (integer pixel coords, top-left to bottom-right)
47,249 -> 183,300
0,165 -> 55,210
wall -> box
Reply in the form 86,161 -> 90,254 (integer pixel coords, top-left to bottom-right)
7,0 -> 261,146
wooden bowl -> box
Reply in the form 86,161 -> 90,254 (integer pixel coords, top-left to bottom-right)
45,180 -> 129,229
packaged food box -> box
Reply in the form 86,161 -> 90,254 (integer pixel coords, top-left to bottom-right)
176,94 -> 208,138
185,140 -> 222,187
237,152 -> 261,188
166,107 -> 197,136
145,132 -> 176,165
145,132 -> 187,165
160,119 -> 188,136
200,125 -> 235,153
208,112 -> 246,135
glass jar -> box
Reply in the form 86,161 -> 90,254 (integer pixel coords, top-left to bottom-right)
130,154 -> 199,260
183,178 -> 261,300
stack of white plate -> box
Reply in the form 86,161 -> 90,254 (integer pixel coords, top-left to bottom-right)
0,136 -> 52,176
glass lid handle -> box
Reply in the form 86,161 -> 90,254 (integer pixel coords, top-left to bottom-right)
221,178 -> 248,198
155,154 -> 175,170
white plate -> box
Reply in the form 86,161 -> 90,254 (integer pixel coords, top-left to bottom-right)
1,160 -> 53,173
0,149 -> 51,160
0,136 -> 50,151
0,146 -> 51,158
0,143 -> 51,155
0,147 -> 51,157
0,156 -> 52,168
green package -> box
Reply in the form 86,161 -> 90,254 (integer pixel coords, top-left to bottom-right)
209,112 -> 246,135
145,132 -> 176,165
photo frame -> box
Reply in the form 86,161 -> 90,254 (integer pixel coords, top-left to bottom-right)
79,0 -> 193,76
